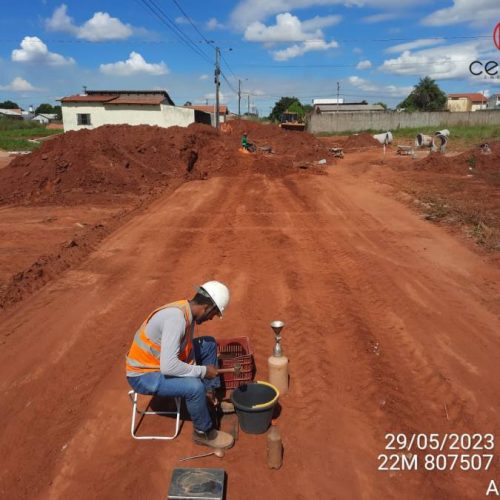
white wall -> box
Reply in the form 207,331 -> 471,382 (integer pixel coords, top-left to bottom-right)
162,105 -> 196,128
308,110 -> 500,133
61,102 -> 196,131
447,98 -> 470,112
471,103 -> 487,111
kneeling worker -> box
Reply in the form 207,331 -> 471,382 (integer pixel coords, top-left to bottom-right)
241,132 -> 256,152
126,280 -> 234,449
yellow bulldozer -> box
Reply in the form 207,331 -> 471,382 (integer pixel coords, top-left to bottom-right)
279,111 -> 305,131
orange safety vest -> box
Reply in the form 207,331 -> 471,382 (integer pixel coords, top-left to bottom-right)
125,300 -> 194,376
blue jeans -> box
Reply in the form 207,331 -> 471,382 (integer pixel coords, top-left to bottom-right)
127,336 -> 220,432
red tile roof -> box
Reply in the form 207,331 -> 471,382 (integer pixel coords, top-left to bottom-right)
448,93 -> 487,102
105,96 -> 166,105
60,90 -> 174,106
185,104 -> 229,114
60,94 -> 118,103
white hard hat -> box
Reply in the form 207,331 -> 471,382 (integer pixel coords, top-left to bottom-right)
198,281 -> 230,316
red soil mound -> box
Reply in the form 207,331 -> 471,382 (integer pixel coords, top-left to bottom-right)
414,141 -> 500,174
228,119 -> 326,156
0,121 -> 330,205
343,133 -> 381,151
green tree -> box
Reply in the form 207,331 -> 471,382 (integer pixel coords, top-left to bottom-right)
374,101 -> 388,110
0,100 -> 20,109
397,76 -> 447,112
35,103 -> 55,115
269,96 -> 300,122
287,100 -> 305,119
53,105 -> 62,120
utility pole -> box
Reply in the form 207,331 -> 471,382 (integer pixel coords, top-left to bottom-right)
247,94 -> 250,115
238,79 -> 241,118
336,81 -> 340,113
214,46 -> 221,129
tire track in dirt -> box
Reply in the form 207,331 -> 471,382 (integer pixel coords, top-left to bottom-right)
0,178 -> 249,499
278,174 -> 500,496
2,171 -> 500,499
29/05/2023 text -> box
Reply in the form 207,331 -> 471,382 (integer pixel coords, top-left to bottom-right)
378,433 -> 495,472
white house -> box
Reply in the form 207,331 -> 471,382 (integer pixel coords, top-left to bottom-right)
0,108 -> 23,120
59,90 -> 211,132
32,113 -> 58,124
447,93 -> 487,112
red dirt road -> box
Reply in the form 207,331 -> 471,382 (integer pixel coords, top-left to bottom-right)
1,164 -> 500,499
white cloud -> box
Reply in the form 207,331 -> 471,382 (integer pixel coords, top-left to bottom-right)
301,14 -> 342,30
421,0 -> 499,27
348,75 -> 377,92
12,36 -> 75,66
250,88 -> 267,96
243,12 -> 339,61
46,4 -> 134,41
244,12 -> 339,42
361,13 -> 399,23
380,41 -> 480,79
204,91 -> 226,101
348,75 -> 413,96
385,38 -> 445,54
206,17 -> 225,30
230,0 -> 423,29
0,77 -> 41,91
356,59 -> 372,69
353,47 -> 363,54
46,4 -> 74,33
175,16 -> 190,25
273,39 -> 338,60
199,74 -> 209,80
100,52 -> 168,76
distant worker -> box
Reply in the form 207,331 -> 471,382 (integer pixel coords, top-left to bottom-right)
241,132 -> 256,152
126,281 -> 234,449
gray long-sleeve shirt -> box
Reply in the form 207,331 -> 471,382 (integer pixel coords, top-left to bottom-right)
144,305 -> 207,378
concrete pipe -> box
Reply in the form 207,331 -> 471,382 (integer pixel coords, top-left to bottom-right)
434,129 -> 450,137
416,133 -> 433,147
432,133 -> 448,152
373,131 -> 393,145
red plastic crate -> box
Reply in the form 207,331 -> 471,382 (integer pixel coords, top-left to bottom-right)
217,336 -> 254,390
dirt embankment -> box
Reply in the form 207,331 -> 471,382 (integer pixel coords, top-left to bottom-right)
413,141 -> 500,175
384,140 -> 500,253
0,121 -> 330,206
0,121 -> 331,310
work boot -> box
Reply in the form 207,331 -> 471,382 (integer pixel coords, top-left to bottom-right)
193,428 -> 234,449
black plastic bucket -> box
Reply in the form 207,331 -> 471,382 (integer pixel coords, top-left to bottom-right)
231,382 -> 279,434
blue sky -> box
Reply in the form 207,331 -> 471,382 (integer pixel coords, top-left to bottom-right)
0,0 -> 498,114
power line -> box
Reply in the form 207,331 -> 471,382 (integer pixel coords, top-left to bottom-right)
141,0 -> 210,61
170,0 -> 212,45
168,0 -> 241,87
137,0 -> 211,64
276,35 -> 489,44
231,58 -> 473,69
0,38 -> 211,44
220,72 -> 238,94
0,34 -> 488,45
220,52 -> 239,81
